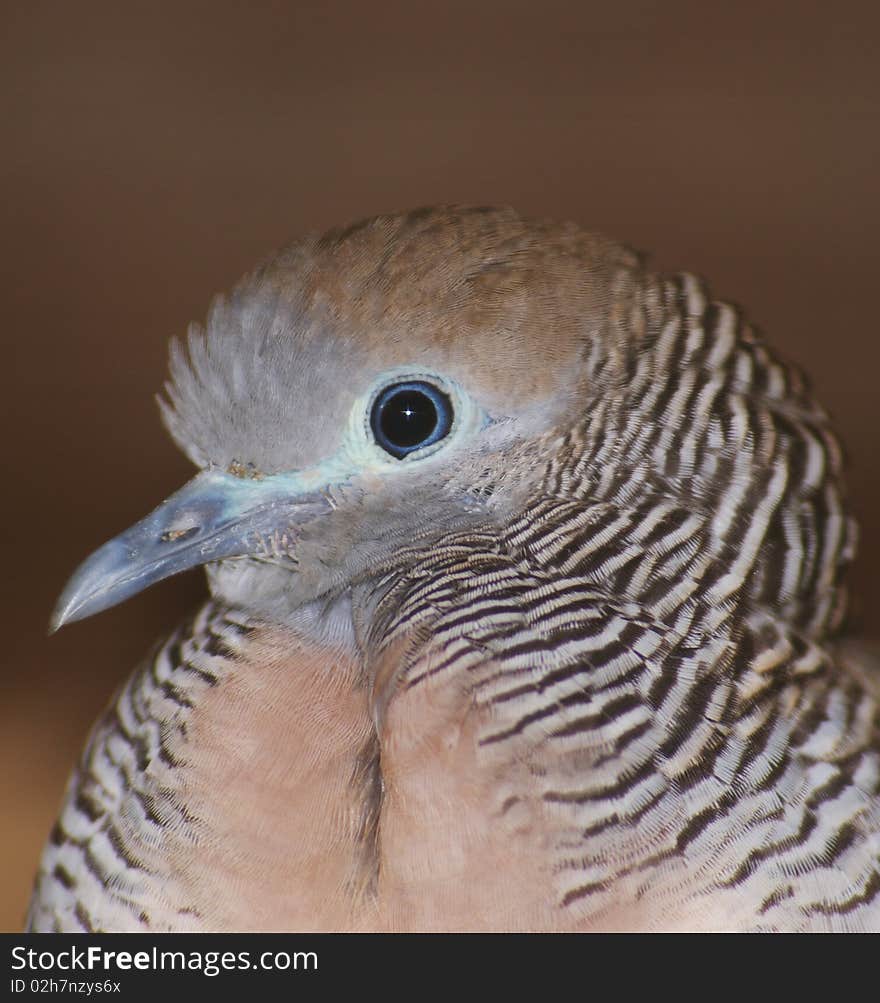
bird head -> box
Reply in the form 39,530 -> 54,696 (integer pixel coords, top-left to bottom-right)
52,206 -> 642,629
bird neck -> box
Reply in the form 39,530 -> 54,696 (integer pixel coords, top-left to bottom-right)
355,519 -> 869,930
549,268 -> 856,645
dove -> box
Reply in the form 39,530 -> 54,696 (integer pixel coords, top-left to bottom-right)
29,205 -> 880,932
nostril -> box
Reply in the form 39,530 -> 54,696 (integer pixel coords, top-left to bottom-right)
160,526 -> 201,544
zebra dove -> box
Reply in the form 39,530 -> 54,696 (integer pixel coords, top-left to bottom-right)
29,205 -> 880,931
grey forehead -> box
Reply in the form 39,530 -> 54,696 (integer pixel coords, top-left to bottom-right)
160,286 -> 380,473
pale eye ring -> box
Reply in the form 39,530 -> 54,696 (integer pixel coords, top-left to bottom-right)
370,381 -> 453,459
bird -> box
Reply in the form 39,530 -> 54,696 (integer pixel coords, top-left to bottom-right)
28,205 -> 880,932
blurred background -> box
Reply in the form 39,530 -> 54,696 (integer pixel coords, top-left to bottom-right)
2,1 -> 878,929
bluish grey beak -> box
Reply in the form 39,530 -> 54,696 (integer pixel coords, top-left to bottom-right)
51,469 -> 329,631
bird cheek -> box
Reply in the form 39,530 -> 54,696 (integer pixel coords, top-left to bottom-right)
358,469 -> 385,493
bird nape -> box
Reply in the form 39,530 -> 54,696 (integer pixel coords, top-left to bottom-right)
31,205 -> 880,932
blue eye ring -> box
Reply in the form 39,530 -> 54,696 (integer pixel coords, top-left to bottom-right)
370,380 -> 454,459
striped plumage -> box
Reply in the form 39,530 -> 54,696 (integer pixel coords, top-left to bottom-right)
30,206 -> 880,931
29,606 -> 247,932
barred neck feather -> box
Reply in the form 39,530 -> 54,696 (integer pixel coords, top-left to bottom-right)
562,268 -> 853,637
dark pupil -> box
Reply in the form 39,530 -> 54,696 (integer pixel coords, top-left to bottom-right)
379,390 -> 438,448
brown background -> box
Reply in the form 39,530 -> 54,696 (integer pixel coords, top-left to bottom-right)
2,1 -> 878,930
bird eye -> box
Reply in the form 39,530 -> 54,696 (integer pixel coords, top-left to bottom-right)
370,380 -> 454,459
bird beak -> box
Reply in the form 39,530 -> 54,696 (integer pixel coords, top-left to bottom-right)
51,469 -> 330,631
